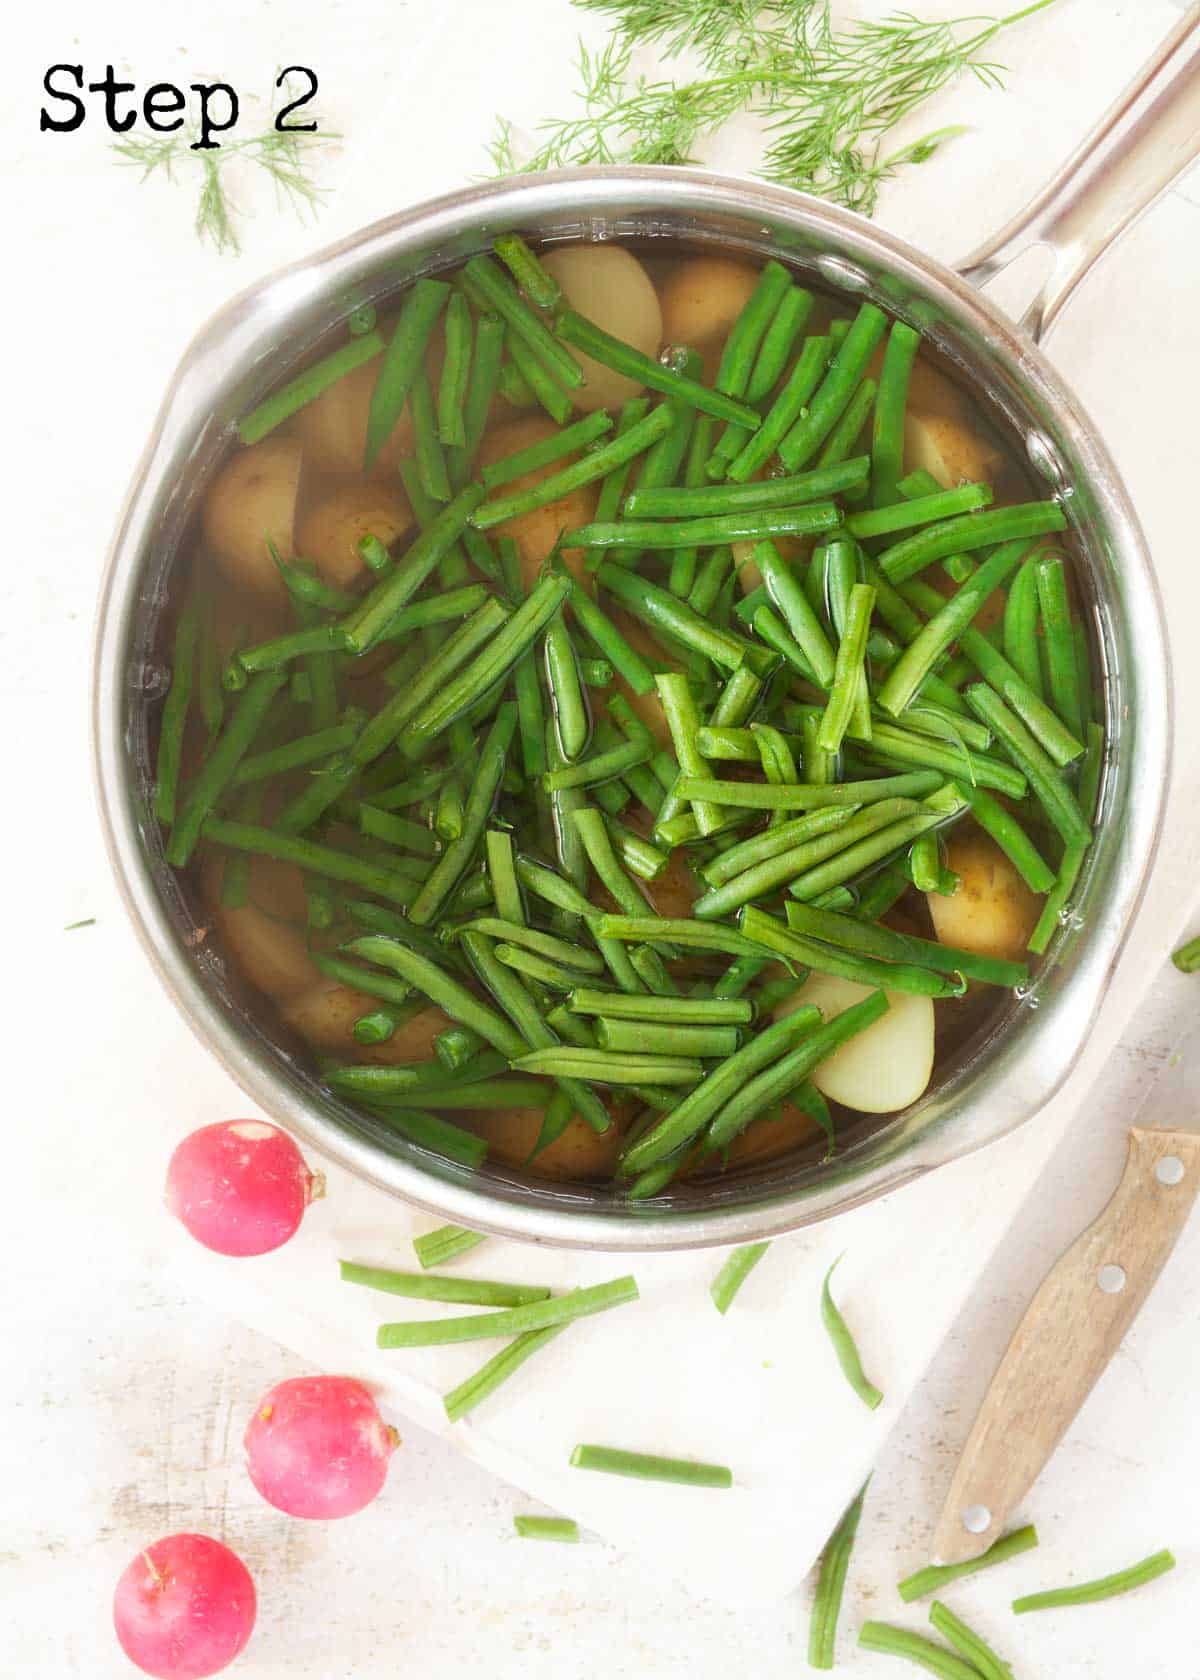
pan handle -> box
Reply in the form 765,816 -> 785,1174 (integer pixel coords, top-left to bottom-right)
958,4 -> 1200,341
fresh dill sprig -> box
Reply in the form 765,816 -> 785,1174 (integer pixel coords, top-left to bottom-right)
113,73 -> 338,254
492,0 -> 1058,217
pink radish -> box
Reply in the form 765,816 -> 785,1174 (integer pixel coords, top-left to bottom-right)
244,1375 -> 399,1518
113,1532 -> 256,1678
165,1120 -> 321,1256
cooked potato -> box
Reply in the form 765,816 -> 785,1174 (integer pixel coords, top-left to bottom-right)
776,972 -> 935,1113
658,256 -> 760,357
904,359 -> 1004,489
290,357 -> 413,477
202,437 -> 303,601
542,246 -> 662,412
648,847 -> 698,920
720,1100 -> 825,1168
475,416 -> 598,583
295,480 -> 412,590
928,832 -> 1040,964
213,901 -> 316,1002
472,1105 -> 626,1180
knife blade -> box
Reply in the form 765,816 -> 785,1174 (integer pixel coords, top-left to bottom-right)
933,976 -> 1200,1565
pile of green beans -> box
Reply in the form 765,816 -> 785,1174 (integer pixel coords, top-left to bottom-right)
156,231 -> 1103,1197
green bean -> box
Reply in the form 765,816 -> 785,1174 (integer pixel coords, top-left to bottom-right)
165,672 -> 287,866
1077,717 -> 1104,823
345,934 -> 527,1056
597,563 -> 755,673
908,830 -> 942,893
407,704 -> 517,924
402,575 -> 571,749
950,779 -> 1054,894
553,307 -> 760,427
569,1443 -> 731,1488
1015,1545 -> 1176,1612
859,720 -> 1027,798
465,254 -> 585,388
851,484 -> 994,543
619,1005 -> 823,1173
707,285 -> 815,477
747,543 -> 835,692
239,329 -> 384,446
593,914 -> 774,963
201,818 -> 412,905
821,1255 -> 885,1407
572,806 -> 652,918
596,816 -> 661,884
340,1260 -> 550,1308
705,1243 -> 770,1316
1034,552 -> 1084,740
542,734 -> 650,792
964,684 -> 1090,846
491,233 -> 562,311
492,943 -> 591,991
647,672 -> 718,838
514,1515 -> 580,1543
787,796 -> 963,905
363,278 -> 449,467
379,1273 -> 637,1348
724,334 -> 830,483
815,378 -> 876,478
482,410 -> 614,493
880,501 -> 1067,583
999,553 -> 1043,698
479,831 -> 521,925
817,584 -> 875,755
514,1048 -> 702,1085
870,320 -> 920,505
155,597 -> 199,825
508,325 -> 574,421
569,989 -> 752,1025
342,900 -> 451,962
643,460 -> 872,522
595,1018 -> 740,1058
750,723 -> 800,829
413,1224 -> 485,1268
666,413 -> 716,594
443,1322 -> 567,1422
808,1481 -> 869,1670
434,1023 -> 487,1075
544,614 -> 590,761
358,805 -> 440,857
373,1077 -> 544,1111
926,1603 -> 1010,1680
525,1087 -> 576,1162
229,623 -> 348,684
496,355 -> 537,408
876,540 -> 1027,717
408,364 -> 451,502
850,859 -> 908,923
461,918 -> 604,975
433,289 -> 472,450
713,260 -> 793,407
351,1007 -> 400,1045
784,900 -> 1027,987
1173,934 -> 1200,975
571,503 -> 840,553
897,1523 -> 1039,1602
742,906 -> 959,997
1027,837 -> 1087,955
368,1106 -> 488,1168
700,810 -> 854,892
705,990 -> 888,1151
562,576 -> 655,696
693,803 -> 916,920
445,312 -> 505,488
371,584 -> 491,647
341,484 -> 485,653
683,546 -> 731,617
856,1623 -> 979,1680
577,397 -> 650,572
778,303 -> 889,472
362,764 -> 456,812
352,600 -> 511,767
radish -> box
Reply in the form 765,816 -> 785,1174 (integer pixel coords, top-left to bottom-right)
165,1120 -> 321,1256
244,1375 -> 399,1518
113,1532 -> 255,1678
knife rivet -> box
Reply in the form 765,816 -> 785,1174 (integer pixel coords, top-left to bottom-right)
1097,1264 -> 1127,1294
962,1504 -> 992,1535
1155,1155 -> 1185,1187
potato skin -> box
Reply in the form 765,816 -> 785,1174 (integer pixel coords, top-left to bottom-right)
471,1105 -> 626,1180
202,437 -> 303,602
281,991 -> 452,1064
542,246 -> 662,412
295,479 -> 412,590
658,256 -> 760,364
290,357 -> 413,478
475,416 -> 598,584
213,901 -> 317,1002
928,832 -> 1040,965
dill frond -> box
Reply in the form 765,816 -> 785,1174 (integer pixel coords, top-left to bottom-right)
493,0 -> 1058,217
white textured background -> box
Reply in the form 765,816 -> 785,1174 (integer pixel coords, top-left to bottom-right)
7,0 -> 1200,1673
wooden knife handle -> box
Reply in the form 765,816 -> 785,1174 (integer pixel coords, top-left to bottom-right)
933,1126 -> 1200,1565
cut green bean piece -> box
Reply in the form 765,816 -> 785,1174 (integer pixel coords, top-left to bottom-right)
927,1603 -> 1011,1680
951,780 -> 1055,894
514,1048 -> 702,1085
544,613 -> 590,762
744,905 -> 958,998
568,990 -> 752,1025
778,303 -> 889,472
727,334 -> 830,482
964,684 -> 1090,846
677,771 -> 938,811
465,254 -> 585,389
345,935 -> 527,1057
414,1225 -> 486,1268
568,504 -> 840,552
570,1443 -> 732,1488
492,233 -> 562,310
857,1623 -> 979,1680
1027,838 -> 1088,955
339,1261 -> 550,1307
155,597 -> 199,825
818,583 -> 875,755
1034,552 -> 1085,740
848,482 -> 992,540
784,900 -> 1026,987
597,563 -> 758,673
443,1323 -> 567,1421
710,1242 -> 770,1315
436,290 -> 472,449
1172,934 -> 1200,974
513,1515 -> 580,1542
369,1106 -> 489,1168
239,329 -> 384,445
871,319 -> 920,505
809,1481 -> 869,1670
821,1256 -> 883,1409
165,671 -> 287,866
898,1523 -> 1039,1602
435,1023 -> 488,1075
879,501 -> 1067,583
482,409 -> 614,491
565,575 -> 656,695
364,278 -> 449,467
341,483 -> 486,653
1004,555 -> 1044,697
410,364 -> 451,502
1013,1547 -> 1175,1613
203,819 -> 415,904
756,539 -> 837,689
378,1273 -> 638,1346
627,457 -> 869,518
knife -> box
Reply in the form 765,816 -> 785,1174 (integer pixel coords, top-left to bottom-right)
933,984 -> 1200,1565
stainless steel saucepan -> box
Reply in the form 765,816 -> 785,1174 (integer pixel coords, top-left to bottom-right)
92,12 -> 1200,1249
